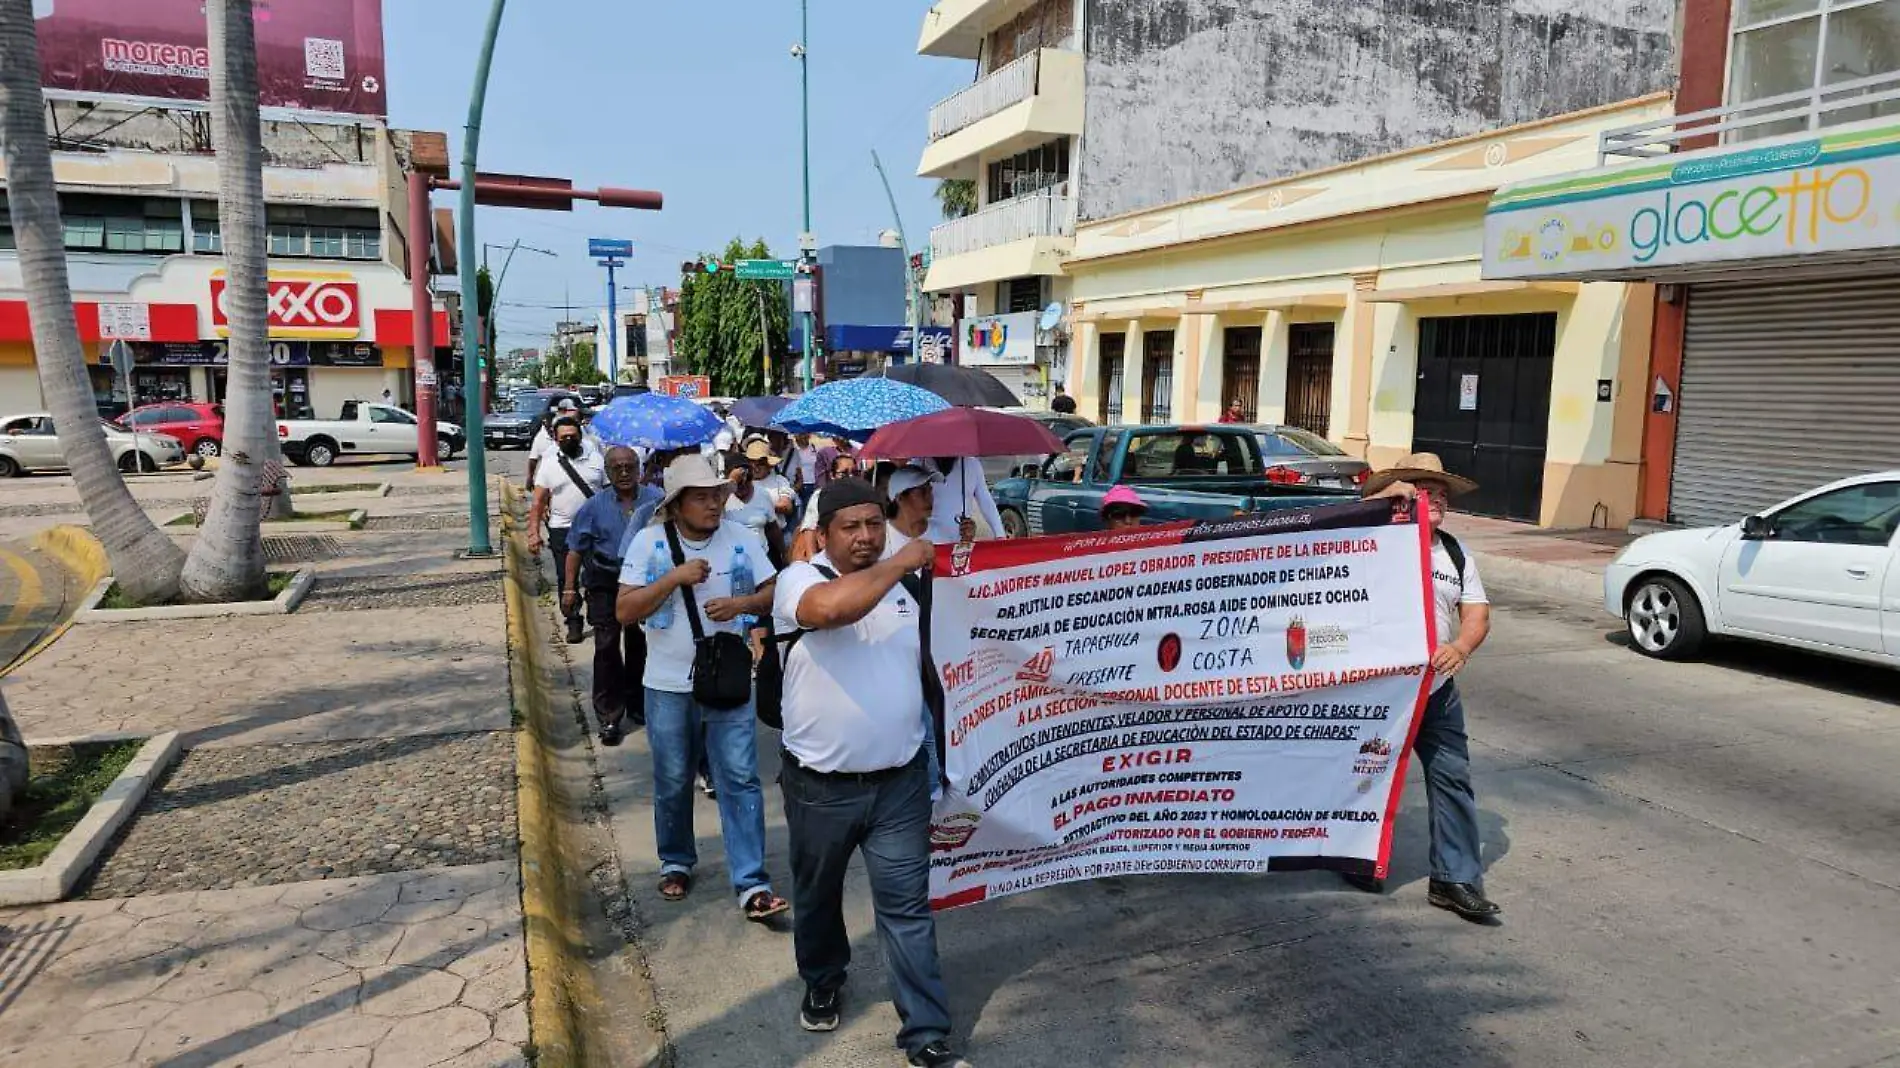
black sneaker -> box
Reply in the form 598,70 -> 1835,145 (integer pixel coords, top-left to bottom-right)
908,1040 -> 973,1067
799,984 -> 840,1033
565,616 -> 585,644
598,722 -> 624,748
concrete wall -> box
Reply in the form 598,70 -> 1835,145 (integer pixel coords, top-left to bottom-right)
1080,0 -> 1676,220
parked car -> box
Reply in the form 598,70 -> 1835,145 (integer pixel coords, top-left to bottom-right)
277,401 -> 464,467
1250,424 -> 1370,492
485,388 -> 583,450
0,412 -> 185,476
120,401 -> 225,459
978,409 -> 1096,483
990,424 -> 1357,537
1605,471 -> 1900,665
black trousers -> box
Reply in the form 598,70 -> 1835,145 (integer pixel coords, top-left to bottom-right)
585,585 -> 645,729
549,525 -> 581,625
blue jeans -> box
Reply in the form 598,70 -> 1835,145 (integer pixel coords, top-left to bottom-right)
1415,682 -> 1484,886
781,748 -> 951,1056
644,688 -> 773,906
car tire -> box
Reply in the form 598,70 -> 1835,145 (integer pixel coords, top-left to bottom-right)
0,455 -> 17,478
1000,507 -> 1029,539
192,438 -> 221,458
305,438 -> 338,467
1625,574 -> 1707,660
438,436 -> 457,460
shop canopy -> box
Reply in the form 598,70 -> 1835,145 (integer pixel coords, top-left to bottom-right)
1481,118 -> 1900,284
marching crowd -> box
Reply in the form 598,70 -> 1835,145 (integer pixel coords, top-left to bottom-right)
522,398 -> 1500,1067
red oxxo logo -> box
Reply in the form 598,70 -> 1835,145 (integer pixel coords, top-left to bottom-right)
1016,647 -> 1053,683
211,275 -> 360,337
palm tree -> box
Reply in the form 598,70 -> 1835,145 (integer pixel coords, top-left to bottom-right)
935,178 -> 977,220
178,0 -> 273,600
0,0 -> 185,603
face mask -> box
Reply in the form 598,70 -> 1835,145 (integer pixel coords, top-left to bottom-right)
559,438 -> 582,457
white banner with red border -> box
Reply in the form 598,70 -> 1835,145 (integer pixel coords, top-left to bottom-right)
927,498 -> 1436,910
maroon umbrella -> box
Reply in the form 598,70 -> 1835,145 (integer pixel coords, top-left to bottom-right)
858,407 -> 1064,462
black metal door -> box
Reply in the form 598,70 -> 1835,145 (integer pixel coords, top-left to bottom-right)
1413,313 -> 1555,522
1100,334 -> 1125,424
1285,323 -> 1335,436
1141,330 -> 1174,423
1221,326 -> 1261,422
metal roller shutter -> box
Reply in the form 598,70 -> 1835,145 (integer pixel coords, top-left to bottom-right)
0,367 -> 43,411
1672,272 -> 1900,527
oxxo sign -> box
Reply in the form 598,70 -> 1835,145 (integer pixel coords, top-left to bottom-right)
1483,125 -> 1900,279
210,271 -> 360,339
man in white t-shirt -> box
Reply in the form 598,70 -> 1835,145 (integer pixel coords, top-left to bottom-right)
615,454 -> 789,923
529,417 -> 606,645
771,479 -> 970,1068
1359,453 -> 1498,923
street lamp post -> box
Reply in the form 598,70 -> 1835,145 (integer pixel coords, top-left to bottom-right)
482,240 -> 555,392
795,0 -> 814,391
871,150 -> 923,365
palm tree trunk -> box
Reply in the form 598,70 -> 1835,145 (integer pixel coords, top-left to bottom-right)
0,0 -> 184,603
179,0 -> 272,600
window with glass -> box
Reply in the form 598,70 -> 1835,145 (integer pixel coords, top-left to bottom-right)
1766,480 -> 1900,545
985,139 -> 1070,204
1729,0 -> 1900,139
59,196 -> 182,253
1123,432 -> 1261,479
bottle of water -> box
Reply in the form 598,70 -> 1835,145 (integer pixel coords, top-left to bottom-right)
730,543 -> 756,628
647,540 -> 674,630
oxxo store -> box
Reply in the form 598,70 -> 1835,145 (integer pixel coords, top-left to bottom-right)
0,258 -> 444,420
1484,118 -> 1900,527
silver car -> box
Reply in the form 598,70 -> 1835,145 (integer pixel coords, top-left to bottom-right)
0,411 -> 185,476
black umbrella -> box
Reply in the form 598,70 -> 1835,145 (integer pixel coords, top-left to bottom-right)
881,363 -> 1021,407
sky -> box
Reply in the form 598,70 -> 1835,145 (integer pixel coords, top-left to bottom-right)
381,1 -> 971,354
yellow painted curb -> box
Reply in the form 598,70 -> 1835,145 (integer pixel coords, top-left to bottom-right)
0,525 -> 109,676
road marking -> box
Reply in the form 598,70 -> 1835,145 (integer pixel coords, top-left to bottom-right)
0,546 -> 44,630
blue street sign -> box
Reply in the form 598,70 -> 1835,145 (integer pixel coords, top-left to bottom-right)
588,237 -> 633,260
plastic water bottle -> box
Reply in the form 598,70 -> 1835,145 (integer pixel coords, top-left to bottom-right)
731,543 -> 756,627
647,540 -> 674,630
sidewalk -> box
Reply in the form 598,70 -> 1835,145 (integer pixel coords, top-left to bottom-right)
0,468 -> 531,1068
1440,513 -> 1631,607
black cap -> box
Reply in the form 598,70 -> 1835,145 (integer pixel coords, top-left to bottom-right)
816,477 -> 882,524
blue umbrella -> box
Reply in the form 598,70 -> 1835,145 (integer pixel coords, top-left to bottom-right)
730,395 -> 793,428
589,393 -> 723,450
771,378 -> 950,441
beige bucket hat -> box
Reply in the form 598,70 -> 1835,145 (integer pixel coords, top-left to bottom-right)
1360,452 -> 1478,499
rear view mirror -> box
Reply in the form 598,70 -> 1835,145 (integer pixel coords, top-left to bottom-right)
1741,514 -> 1773,540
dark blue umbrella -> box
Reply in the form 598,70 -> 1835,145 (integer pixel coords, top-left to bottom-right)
589,393 -> 723,450
771,378 -> 950,441
730,395 -> 792,428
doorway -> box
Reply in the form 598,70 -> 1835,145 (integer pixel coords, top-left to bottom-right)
1140,330 -> 1173,423
1099,334 -> 1124,424
1284,323 -> 1334,436
1221,326 -> 1261,422
1413,313 -> 1555,522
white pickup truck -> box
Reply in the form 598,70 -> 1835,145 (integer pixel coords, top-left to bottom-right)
277,401 -> 465,467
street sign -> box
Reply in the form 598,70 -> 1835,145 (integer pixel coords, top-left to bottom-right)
734,259 -> 796,280
105,339 -> 134,376
588,237 -> 633,260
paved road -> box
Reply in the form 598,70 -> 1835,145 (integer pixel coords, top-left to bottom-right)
581,583 -> 1900,1067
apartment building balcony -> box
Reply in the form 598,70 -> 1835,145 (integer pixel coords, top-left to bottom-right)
918,47 -> 1083,180
918,0 -> 1051,59
923,191 -> 1075,292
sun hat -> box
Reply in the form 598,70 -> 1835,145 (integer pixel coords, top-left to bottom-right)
1360,452 -> 1478,499
1100,485 -> 1148,514
742,439 -> 781,465
661,453 -> 729,508
887,465 -> 939,502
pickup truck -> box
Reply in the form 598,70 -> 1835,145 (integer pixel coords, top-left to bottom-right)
278,401 -> 465,467
990,424 -> 1357,537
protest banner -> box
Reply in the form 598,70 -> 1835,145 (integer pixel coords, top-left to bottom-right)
927,498 -> 1435,909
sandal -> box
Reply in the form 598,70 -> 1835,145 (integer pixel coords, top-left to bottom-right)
744,891 -> 790,922
658,872 -> 691,902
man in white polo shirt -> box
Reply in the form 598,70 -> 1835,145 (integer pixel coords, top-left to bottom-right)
772,479 -> 972,1068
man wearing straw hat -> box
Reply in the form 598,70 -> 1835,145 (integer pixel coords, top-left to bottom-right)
1356,452 -> 1500,923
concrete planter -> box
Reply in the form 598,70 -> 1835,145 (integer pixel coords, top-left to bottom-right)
0,731 -> 180,906
73,567 -> 317,623
161,507 -> 368,533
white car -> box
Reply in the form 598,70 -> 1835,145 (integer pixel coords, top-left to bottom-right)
0,412 -> 185,476
277,400 -> 464,467
1605,472 -> 1900,665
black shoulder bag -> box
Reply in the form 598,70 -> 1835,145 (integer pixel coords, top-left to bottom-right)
663,522 -> 754,710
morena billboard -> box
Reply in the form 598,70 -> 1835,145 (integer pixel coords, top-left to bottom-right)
34,0 -> 386,119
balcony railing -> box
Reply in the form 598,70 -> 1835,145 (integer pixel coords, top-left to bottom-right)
1600,71 -> 1900,164
928,47 -> 1051,141
930,190 -> 1075,259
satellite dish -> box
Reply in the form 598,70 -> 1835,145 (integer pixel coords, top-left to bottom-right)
1037,302 -> 1064,332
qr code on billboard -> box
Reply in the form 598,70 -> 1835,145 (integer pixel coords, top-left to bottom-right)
304,38 -> 347,81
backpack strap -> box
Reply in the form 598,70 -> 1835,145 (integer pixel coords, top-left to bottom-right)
662,521 -> 706,642
1435,530 -> 1467,594
554,450 -> 597,499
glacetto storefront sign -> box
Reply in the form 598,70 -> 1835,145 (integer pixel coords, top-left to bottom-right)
1484,122 -> 1900,278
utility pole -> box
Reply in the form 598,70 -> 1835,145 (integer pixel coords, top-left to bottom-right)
871,150 -> 924,365
795,0 -> 815,391
756,285 -> 772,394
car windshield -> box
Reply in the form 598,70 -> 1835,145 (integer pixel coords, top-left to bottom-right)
1258,428 -> 1346,458
512,395 -> 544,413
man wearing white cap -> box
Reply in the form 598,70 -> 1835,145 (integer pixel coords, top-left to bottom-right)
919,456 -> 1004,543
886,466 -> 972,554
616,454 -> 790,922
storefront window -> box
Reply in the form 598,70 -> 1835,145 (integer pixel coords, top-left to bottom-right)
1730,0 -> 1900,139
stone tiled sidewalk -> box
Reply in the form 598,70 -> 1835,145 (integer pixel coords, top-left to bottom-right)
0,862 -> 526,1068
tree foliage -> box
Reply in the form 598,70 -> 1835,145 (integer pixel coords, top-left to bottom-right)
534,341 -> 603,388
678,237 -> 791,397
935,179 -> 976,220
